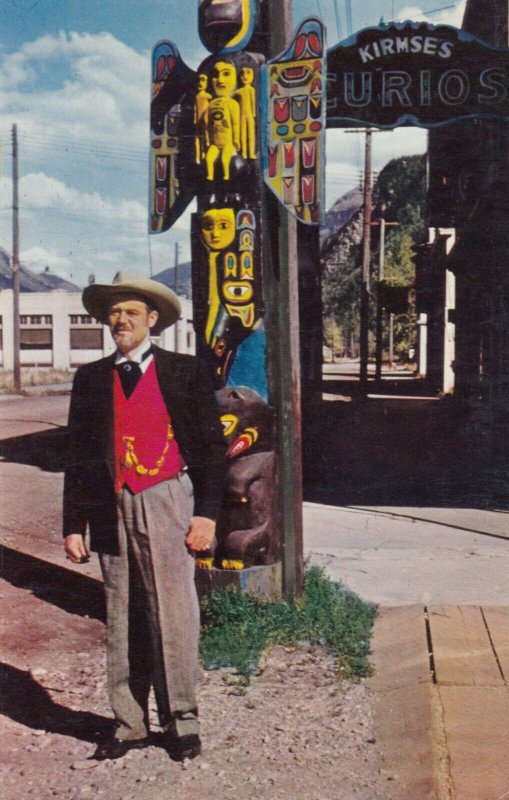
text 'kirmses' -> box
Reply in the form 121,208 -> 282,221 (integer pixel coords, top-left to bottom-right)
358,35 -> 454,64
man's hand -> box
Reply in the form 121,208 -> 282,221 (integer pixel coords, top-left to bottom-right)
185,516 -> 216,553
64,533 -> 90,563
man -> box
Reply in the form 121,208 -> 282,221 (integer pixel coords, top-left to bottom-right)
63,272 -> 226,762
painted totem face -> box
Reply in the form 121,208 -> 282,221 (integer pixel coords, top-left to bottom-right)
222,248 -> 255,328
239,66 -> 254,86
198,0 -> 256,54
211,61 -> 237,97
200,208 -> 236,250
197,72 -> 209,92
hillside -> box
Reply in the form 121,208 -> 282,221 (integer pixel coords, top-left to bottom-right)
152,261 -> 192,299
0,249 -> 80,292
321,154 -> 427,359
320,186 -> 363,249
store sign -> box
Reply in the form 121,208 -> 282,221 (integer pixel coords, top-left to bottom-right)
326,21 -> 509,128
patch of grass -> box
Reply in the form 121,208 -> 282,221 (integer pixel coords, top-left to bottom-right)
200,566 -> 377,679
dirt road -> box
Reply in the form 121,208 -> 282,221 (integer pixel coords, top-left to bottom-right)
1,555 -> 388,800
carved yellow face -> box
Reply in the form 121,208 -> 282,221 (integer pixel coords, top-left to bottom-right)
197,72 -> 208,91
212,61 -> 237,97
200,208 -> 236,250
239,67 -> 254,85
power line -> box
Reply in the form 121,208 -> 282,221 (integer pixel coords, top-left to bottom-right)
345,0 -> 353,36
331,0 -> 342,40
423,2 -> 461,15
0,205 -> 147,228
0,130 -> 149,166
19,134 -> 148,163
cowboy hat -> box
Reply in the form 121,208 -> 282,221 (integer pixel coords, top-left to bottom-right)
82,272 -> 181,335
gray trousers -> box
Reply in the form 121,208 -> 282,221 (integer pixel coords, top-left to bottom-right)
99,473 -> 200,740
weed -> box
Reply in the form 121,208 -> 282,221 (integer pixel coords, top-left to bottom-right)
200,566 -> 377,679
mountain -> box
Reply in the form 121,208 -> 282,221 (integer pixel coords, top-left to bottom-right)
152,261 -> 192,299
0,249 -> 80,292
320,186 -> 363,249
321,154 -> 427,359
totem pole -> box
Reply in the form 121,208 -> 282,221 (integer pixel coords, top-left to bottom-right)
149,1 -> 326,580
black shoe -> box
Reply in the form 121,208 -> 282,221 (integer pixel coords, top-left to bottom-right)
92,736 -> 148,761
164,733 -> 202,762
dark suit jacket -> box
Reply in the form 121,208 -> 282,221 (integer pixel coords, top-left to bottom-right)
63,346 -> 226,554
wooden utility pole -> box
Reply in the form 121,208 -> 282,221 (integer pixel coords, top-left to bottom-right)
266,0 -> 303,598
174,241 -> 180,352
373,217 -> 398,381
12,124 -> 21,392
375,216 -> 385,382
359,128 -> 373,391
174,241 -> 180,295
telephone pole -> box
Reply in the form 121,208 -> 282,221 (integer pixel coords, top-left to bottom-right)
360,129 -> 373,390
174,241 -> 180,352
345,128 -> 376,391
375,216 -> 385,382
174,241 -> 180,295
12,124 -> 21,392
373,216 -> 399,381
266,0 -> 303,598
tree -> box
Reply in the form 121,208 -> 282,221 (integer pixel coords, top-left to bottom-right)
322,154 -> 427,362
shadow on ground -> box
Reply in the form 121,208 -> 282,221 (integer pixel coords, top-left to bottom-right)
0,387 -> 506,510
0,428 -> 69,472
0,662 -> 112,742
302,393 -> 509,509
0,546 -> 104,622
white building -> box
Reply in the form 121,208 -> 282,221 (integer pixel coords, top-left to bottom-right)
0,289 -> 195,370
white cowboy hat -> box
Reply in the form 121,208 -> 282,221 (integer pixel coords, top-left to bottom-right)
82,272 -> 181,335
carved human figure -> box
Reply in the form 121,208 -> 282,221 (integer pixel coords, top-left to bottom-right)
194,72 -> 212,164
200,207 -> 236,345
204,60 -> 240,181
233,66 -> 257,160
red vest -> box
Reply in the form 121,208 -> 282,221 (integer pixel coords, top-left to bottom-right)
113,361 -> 185,494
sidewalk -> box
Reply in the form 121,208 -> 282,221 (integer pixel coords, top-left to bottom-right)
370,605 -> 509,800
302,501 -> 509,799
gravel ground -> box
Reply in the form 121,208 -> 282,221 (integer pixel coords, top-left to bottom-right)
0,574 -> 389,800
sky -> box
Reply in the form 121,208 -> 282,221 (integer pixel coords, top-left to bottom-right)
0,0 -> 466,287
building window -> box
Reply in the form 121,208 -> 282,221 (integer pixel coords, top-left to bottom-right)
70,328 -> 103,349
20,315 -> 52,325
69,314 -> 94,325
20,328 -> 53,349
19,314 -> 53,350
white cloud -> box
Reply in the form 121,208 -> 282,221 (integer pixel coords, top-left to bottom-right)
397,3 -> 467,27
0,31 -> 194,285
21,245 -> 73,274
19,172 -> 146,220
0,31 -> 149,154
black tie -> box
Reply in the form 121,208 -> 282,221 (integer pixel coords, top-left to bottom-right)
115,348 -> 152,398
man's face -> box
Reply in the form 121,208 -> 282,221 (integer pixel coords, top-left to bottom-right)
107,295 -> 159,355
212,61 -> 237,96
